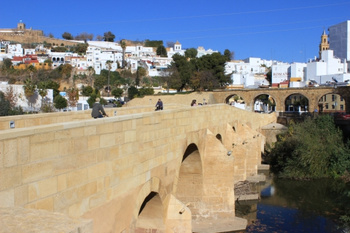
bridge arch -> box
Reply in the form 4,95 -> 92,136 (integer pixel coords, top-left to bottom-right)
284,93 -> 309,112
175,143 -> 204,220
317,92 -> 347,113
132,177 -> 166,231
213,87 -> 350,113
252,94 -> 277,113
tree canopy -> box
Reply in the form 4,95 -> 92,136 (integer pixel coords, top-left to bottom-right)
62,32 -> 73,40
156,45 -> 167,57
103,31 -> 115,42
168,52 -> 231,91
268,115 -> 350,179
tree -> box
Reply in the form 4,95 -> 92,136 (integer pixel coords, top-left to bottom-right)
224,49 -> 234,61
0,91 -> 11,116
81,85 -> 94,96
185,48 -> 198,59
36,81 -> 48,107
128,86 -> 139,100
4,86 -> 17,108
103,31 -> 115,42
268,115 -> 350,179
120,39 -> 127,68
54,94 -> 67,110
74,32 -> 94,42
94,75 -> 107,91
112,88 -> 124,98
72,43 -> 88,55
145,40 -> 163,47
66,88 -> 79,108
1,58 -> 12,71
23,77 -> 37,112
106,60 -> 113,96
156,45 -> 167,57
62,32 -> 73,40
170,54 -> 194,91
96,35 -> 103,41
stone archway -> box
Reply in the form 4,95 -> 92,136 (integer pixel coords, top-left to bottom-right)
253,94 -> 276,113
132,177 -> 166,232
175,143 -> 203,220
284,93 -> 309,113
136,192 -> 165,232
317,92 -> 346,113
225,94 -> 246,110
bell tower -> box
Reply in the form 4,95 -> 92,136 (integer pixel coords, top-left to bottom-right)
319,29 -> 329,59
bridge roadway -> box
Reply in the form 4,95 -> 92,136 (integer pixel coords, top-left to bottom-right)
0,103 -> 276,233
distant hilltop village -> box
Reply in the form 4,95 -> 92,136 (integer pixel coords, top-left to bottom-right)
0,20 -> 350,90
0,21 -> 79,46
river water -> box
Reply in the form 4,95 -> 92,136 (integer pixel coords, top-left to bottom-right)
235,174 -> 350,233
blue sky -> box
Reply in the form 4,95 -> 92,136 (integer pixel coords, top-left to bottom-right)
1,0 -> 349,63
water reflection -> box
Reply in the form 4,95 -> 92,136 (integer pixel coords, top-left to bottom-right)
236,177 -> 350,233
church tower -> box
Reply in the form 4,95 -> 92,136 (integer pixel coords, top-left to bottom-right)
319,29 -> 329,59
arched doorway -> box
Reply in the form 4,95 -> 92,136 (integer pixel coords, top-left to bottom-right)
254,94 -> 276,113
285,94 -> 309,113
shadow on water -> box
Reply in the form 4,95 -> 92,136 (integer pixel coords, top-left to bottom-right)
235,175 -> 350,233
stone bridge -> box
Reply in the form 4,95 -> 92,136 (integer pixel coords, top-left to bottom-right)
0,102 -> 277,233
212,86 -> 350,112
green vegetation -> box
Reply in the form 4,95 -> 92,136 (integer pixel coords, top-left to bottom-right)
144,40 -> 163,48
168,52 -> 230,91
267,115 -> 350,179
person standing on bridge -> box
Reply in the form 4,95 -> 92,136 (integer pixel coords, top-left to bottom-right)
91,98 -> 108,118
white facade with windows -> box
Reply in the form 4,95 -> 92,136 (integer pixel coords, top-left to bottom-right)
306,50 -> 349,84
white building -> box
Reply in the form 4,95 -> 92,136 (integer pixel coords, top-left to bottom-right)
0,82 -> 53,112
7,44 -> 23,57
306,50 -> 349,84
271,63 -> 291,86
289,63 -> 307,88
225,58 -> 274,88
328,20 -> 350,61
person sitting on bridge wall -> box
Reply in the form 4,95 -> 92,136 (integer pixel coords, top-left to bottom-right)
155,99 -> 163,111
191,99 -> 197,106
91,98 -> 108,118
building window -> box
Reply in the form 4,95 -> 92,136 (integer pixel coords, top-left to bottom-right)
332,104 -> 335,110
340,105 -> 344,110
325,103 -> 329,109
332,95 -> 335,101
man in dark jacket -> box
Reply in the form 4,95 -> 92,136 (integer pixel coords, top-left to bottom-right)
155,99 -> 163,111
91,98 -> 108,118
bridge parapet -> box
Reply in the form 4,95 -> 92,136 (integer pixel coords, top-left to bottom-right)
0,104 -> 276,232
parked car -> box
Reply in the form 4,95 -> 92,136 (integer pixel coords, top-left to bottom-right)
334,112 -> 350,120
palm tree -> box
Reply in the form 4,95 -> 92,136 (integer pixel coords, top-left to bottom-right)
120,39 -> 126,69
106,60 -> 113,97
23,77 -> 36,112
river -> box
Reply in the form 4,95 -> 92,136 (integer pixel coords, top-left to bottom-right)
235,174 -> 350,233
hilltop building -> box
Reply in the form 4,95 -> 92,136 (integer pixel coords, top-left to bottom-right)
0,21 -> 43,37
328,20 -> 350,62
